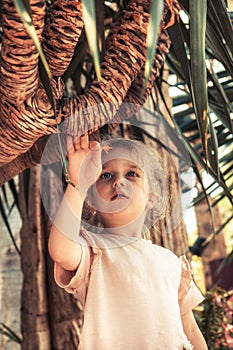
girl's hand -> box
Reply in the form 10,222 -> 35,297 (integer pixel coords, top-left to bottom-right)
67,134 -> 102,195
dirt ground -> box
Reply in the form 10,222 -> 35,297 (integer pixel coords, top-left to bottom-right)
0,196 -> 22,350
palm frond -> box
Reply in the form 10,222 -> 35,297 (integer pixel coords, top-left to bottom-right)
0,323 -> 22,344
81,0 -> 101,80
144,0 -> 164,88
0,186 -> 21,255
190,0 -> 208,160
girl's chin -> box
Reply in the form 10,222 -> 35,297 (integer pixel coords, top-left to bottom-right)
95,199 -> 130,214
99,210 -> 145,229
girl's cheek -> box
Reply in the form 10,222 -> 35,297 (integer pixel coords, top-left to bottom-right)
91,184 -> 106,202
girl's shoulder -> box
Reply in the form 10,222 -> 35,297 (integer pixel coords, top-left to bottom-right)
150,241 -> 178,257
144,240 -> 181,264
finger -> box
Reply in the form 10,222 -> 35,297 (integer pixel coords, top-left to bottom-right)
80,134 -> 89,150
89,141 -> 102,168
67,135 -> 75,154
73,136 -> 81,151
89,141 -> 100,151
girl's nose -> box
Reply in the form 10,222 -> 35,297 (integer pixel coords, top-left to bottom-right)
113,177 -> 126,188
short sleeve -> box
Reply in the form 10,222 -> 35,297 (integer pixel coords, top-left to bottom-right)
54,230 -> 102,304
178,255 -> 204,315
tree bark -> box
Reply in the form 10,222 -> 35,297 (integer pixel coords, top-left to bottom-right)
19,166 -> 83,349
0,0 -> 84,166
0,24 -> 176,185
19,167 -> 51,349
194,197 -> 227,290
0,0 -> 180,175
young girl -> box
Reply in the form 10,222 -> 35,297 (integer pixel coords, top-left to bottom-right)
49,135 -> 208,350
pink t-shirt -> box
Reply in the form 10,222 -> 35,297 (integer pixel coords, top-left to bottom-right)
55,230 -> 204,350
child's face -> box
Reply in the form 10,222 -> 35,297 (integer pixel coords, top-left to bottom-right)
89,147 -> 150,229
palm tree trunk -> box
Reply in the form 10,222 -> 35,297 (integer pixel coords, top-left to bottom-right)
19,167 -> 51,349
19,166 -> 83,349
194,197 -> 227,290
0,0 -> 179,177
0,0 -> 84,166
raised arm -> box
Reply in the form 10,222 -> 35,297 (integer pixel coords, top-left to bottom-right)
48,134 -> 102,271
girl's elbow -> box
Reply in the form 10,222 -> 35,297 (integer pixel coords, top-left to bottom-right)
48,235 -> 58,262
48,233 -> 82,271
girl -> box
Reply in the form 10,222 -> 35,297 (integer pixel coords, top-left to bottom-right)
49,135 -> 208,350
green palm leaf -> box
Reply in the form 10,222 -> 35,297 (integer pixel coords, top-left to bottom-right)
0,323 -> 22,344
144,0 -> 164,88
81,0 -> 101,80
190,0 -> 208,160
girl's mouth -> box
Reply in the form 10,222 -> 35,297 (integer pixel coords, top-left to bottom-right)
111,192 -> 128,201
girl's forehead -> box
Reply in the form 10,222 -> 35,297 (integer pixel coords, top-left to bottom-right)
102,158 -> 141,172
101,147 -> 143,167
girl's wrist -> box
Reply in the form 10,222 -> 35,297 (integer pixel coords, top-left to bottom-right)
66,179 -> 88,199
66,182 -> 87,201
64,171 -> 79,190
66,178 -> 80,191
64,171 -> 90,198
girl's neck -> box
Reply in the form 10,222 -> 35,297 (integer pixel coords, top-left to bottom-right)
101,215 -> 145,238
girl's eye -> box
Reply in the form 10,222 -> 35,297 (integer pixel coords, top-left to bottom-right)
100,172 -> 112,180
126,170 -> 138,177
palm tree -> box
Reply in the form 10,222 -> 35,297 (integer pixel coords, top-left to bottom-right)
0,0 -> 232,348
